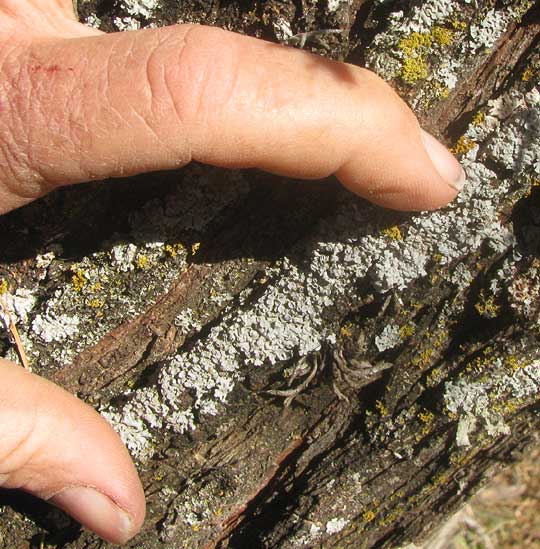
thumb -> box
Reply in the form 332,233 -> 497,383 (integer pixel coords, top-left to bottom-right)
0,24 -> 464,213
0,359 -> 145,544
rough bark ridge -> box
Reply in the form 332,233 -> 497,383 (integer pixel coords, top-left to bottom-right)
0,0 -> 539,547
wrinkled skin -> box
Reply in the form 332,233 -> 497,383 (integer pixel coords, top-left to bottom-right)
0,1 -> 464,544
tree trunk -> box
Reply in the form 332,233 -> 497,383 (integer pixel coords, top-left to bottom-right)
1,0 -> 539,547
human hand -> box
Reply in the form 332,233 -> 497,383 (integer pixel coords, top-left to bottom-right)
0,0 -> 465,544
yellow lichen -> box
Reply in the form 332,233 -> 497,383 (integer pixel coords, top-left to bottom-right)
340,323 -> 354,338
525,178 -> 540,197
401,56 -> 429,84
450,452 -> 470,466
0,279 -> 8,295
432,471 -> 450,486
399,323 -> 415,339
164,242 -> 185,258
426,367 -> 444,386
191,242 -> 201,255
71,269 -> 87,292
432,82 -> 450,99
450,20 -> 467,31
504,355 -> 529,373
382,225 -> 403,241
411,347 -> 434,368
381,509 -> 402,526
375,400 -> 388,416
492,399 -> 519,416
451,136 -> 476,156
474,291 -> 500,318
88,282 -> 103,292
418,409 -> 436,437
398,27 -> 454,85
136,254 -> 149,270
362,510 -> 376,523
432,329 -> 448,348
419,409 -> 435,424
431,26 -> 454,46
399,32 -> 433,56
522,66 -> 536,82
463,347 -> 495,375
472,111 -> 486,126
87,298 -> 104,309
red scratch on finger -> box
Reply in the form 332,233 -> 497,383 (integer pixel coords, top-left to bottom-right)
29,65 -> 75,73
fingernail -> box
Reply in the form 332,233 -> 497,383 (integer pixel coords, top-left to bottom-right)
51,486 -> 134,544
421,129 -> 466,191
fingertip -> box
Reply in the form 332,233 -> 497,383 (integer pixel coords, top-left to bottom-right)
326,66 -> 466,212
0,359 -> 145,543
50,485 -> 141,545
45,409 -> 147,543
336,125 -> 465,212
420,129 -> 466,193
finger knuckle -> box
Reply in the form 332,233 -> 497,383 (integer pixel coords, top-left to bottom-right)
0,46 -> 60,207
161,25 -> 240,128
359,68 -> 419,133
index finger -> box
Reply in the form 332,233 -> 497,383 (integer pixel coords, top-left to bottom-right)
0,24 -> 464,213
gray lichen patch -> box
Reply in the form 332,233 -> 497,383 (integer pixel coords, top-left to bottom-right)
103,75 -> 539,459
158,471 -> 239,543
0,168 -> 250,372
375,324 -> 402,352
110,0 -> 161,31
365,0 -> 460,81
445,357 -> 540,447
365,1 -> 522,109
24,242 -> 185,367
508,258 -> 540,328
120,0 -> 160,19
484,89 -> 540,173
467,8 -> 513,52
0,288 -> 37,327
101,388 -> 162,460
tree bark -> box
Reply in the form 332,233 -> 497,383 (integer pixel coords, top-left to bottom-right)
1,0 -> 539,547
